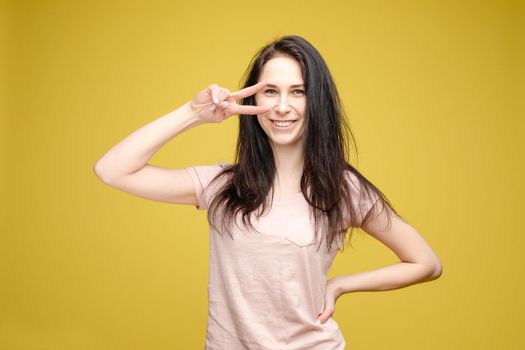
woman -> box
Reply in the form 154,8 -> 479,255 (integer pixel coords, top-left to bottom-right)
94,35 -> 442,349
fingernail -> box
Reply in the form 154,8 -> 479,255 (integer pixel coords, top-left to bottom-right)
315,319 -> 321,325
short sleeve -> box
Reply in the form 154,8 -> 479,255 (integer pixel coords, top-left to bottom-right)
345,170 -> 381,227
184,162 -> 229,210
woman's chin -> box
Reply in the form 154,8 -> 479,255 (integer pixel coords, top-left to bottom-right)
268,134 -> 303,147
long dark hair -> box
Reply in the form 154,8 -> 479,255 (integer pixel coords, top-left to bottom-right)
207,34 -> 401,252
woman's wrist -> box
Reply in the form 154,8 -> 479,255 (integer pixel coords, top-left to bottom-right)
179,100 -> 206,125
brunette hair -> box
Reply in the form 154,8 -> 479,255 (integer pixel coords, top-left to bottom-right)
206,34 -> 401,252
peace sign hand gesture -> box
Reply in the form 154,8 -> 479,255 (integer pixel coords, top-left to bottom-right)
189,81 -> 272,123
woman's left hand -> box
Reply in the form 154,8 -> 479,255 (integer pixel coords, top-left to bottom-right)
316,277 -> 344,325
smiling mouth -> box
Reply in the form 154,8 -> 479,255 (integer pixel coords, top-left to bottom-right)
270,119 -> 297,127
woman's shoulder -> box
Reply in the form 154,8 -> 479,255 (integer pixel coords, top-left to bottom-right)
188,161 -> 232,171
217,161 -> 233,169
343,168 -> 362,192
185,161 -> 232,186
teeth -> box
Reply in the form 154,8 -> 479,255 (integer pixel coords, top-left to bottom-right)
273,120 -> 294,127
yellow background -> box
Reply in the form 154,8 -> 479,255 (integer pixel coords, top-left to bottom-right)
2,0 -> 523,349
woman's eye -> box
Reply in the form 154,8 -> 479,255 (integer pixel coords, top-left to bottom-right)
264,89 -> 304,95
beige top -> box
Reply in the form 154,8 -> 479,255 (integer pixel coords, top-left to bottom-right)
185,162 -> 372,350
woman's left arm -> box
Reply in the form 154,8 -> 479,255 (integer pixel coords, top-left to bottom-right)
315,206 -> 443,324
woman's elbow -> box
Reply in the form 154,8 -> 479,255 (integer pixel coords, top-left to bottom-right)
414,257 -> 442,282
427,259 -> 443,280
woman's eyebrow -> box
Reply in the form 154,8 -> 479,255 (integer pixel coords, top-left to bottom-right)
266,83 -> 305,88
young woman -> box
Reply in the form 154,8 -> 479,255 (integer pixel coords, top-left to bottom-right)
94,35 -> 442,349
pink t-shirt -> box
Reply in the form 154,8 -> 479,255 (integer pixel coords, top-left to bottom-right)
185,162 -> 372,350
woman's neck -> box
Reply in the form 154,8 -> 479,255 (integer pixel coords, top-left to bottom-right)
272,144 -> 304,195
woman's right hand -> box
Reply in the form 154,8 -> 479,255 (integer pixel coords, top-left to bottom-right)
189,80 -> 273,123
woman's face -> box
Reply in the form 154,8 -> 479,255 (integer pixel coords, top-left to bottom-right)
255,55 -> 306,148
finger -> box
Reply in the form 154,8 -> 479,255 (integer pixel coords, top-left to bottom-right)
315,313 -> 324,324
316,298 -> 335,325
315,311 -> 330,325
228,80 -> 268,101
228,104 -> 272,116
211,85 -> 219,104
217,88 -> 230,103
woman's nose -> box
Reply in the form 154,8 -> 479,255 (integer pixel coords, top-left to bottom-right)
277,95 -> 291,114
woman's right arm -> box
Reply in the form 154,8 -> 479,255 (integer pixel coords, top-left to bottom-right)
93,100 -> 206,205
93,81 -> 270,205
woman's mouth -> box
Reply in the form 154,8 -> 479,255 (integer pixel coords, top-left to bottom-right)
270,119 -> 297,129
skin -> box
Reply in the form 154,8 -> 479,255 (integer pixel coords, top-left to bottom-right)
198,60 -> 443,326
254,55 -> 308,195
194,55 -> 308,195
190,80 -> 272,123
